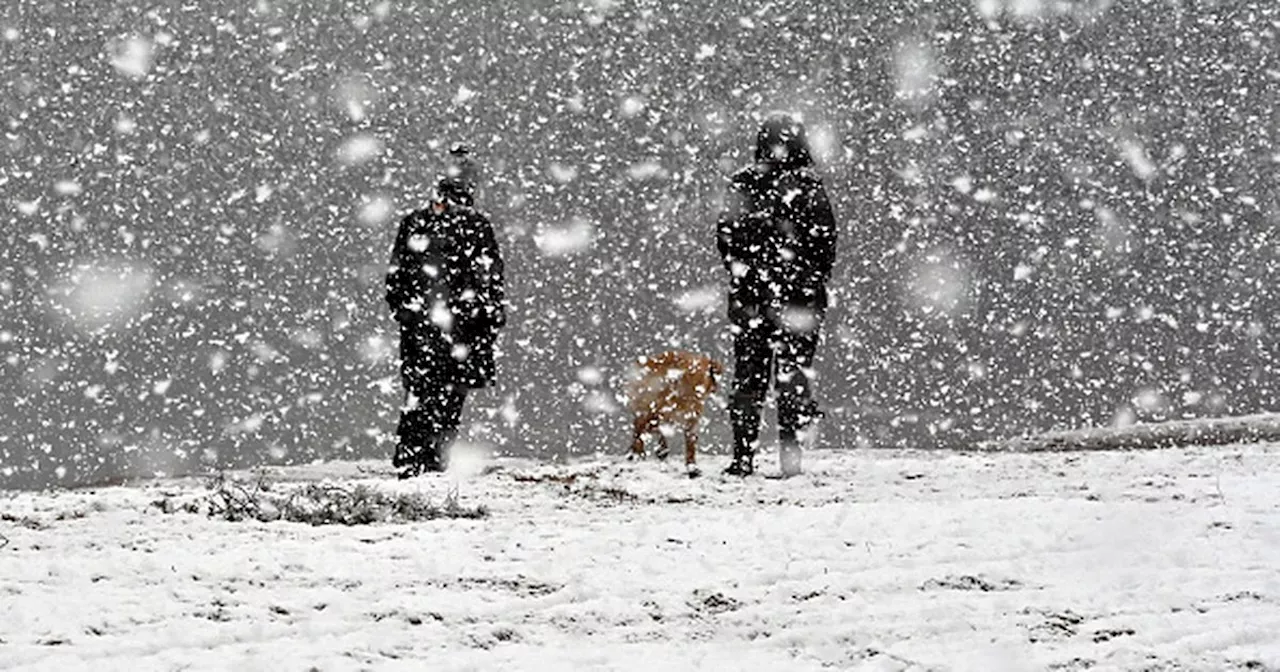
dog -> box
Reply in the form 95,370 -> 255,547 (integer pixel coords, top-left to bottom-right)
626,350 -> 724,472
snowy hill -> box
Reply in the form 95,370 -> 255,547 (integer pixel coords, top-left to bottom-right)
2,446 -> 1279,671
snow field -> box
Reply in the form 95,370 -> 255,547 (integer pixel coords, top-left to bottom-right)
2,446 -> 1279,671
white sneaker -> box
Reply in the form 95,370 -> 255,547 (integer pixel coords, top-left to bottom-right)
779,442 -> 802,478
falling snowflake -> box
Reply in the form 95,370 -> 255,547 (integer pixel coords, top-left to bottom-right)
107,35 -> 154,79
893,36 -> 938,106
673,286 -> 720,315
336,134 -> 383,166
356,194 -> 395,227
620,96 -> 646,118
906,250 -> 971,318
534,218 -> 596,258
49,260 -> 155,333
548,163 -> 579,184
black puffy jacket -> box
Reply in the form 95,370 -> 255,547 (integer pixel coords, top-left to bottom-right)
716,116 -> 837,327
716,162 -> 834,327
386,196 -> 506,387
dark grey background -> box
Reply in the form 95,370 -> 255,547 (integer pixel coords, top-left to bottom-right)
1,1 -> 1276,489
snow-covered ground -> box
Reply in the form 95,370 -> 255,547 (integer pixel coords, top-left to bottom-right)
2,445 -> 1279,671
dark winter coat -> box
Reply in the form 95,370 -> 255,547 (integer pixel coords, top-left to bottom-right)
715,157 -> 837,329
385,197 -> 506,388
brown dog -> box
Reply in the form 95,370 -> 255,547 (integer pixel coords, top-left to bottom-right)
626,351 -> 724,470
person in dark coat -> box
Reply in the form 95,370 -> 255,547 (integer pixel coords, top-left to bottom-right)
385,145 -> 506,478
715,112 -> 838,477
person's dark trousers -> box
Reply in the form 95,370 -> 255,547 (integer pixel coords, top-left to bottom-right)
392,324 -> 469,475
393,383 -> 467,474
727,315 -> 821,475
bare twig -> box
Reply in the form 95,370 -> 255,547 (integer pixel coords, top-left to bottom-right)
201,472 -> 486,525
0,533 -> 8,550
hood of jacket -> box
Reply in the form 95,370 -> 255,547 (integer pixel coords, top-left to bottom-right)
754,112 -> 814,170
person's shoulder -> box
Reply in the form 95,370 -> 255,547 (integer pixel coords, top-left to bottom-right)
447,204 -> 491,224
728,163 -> 767,189
401,203 -> 484,221
395,209 -> 425,232
445,206 -> 496,239
777,166 -> 829,201
464,204 -> 492,219
788,165 -> 826,187
401,204 -> 438,222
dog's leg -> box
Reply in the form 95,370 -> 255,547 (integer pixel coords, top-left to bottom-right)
630,415 -> 649,460
653,425 -> 671,461
683,422 -> 702,478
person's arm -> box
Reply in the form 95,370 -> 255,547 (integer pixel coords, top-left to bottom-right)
451,214 -> 506,336
806,179 -> 838,285
385,214 -> 413,317
716,173 -> 757,278
475,217 -> 506,330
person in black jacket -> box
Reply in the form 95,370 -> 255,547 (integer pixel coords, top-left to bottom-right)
716,113 -> 838,477
385,145 -> 506,478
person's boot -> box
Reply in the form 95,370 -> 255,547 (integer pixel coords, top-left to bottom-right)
415,442 -> 446,473
726,396 -> 761,477
394,436 -> 443,478
723,456 -> 753,477
777,401 -> 820,478
418,454 -> 446,473
392,439 -> 418,477
397,460 -> 422,480
393,406 -> 425,474
723,444 -> 755,477
779,439 -> 802,478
